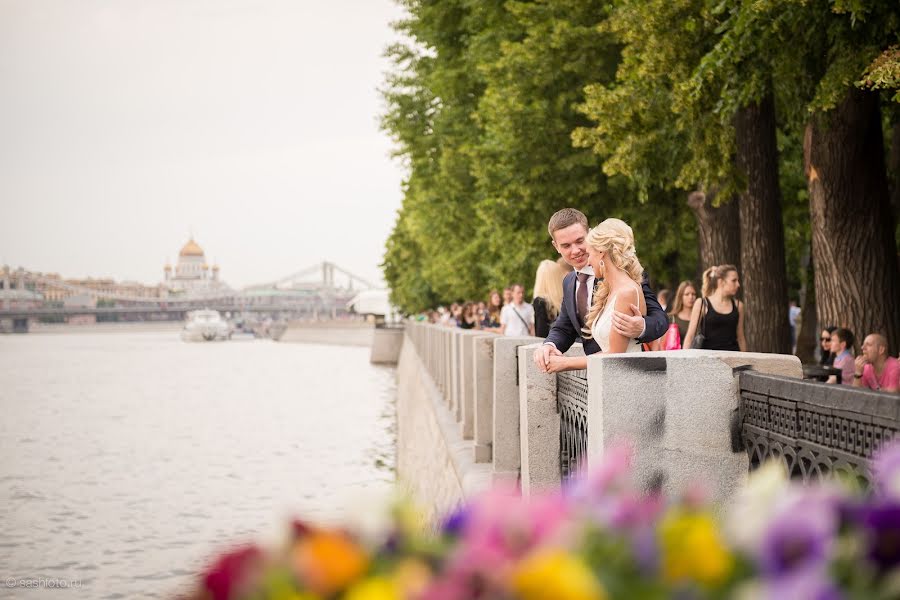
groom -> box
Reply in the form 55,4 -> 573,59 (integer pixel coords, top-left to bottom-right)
534,208 -> 668,373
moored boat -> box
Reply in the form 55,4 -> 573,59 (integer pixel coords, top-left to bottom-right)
181,309 -> 231,342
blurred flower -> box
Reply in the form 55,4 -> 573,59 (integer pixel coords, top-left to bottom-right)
726,461 -> 789,552
763,569 -> 842,600
659,508 -> 733,587
511,549 -> 606,600
292,530 -> 369,596
567,440 -> 633,498
440,503 -> 470,538
872,441 -> 900,501
343,576 -> 399,600
201,544 -> 264,600
460,485 -> 571,563
846,501 -> 900,572
392,559 -> 432,598
757,490 -> 837,577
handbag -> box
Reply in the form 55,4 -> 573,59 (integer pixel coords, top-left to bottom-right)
664,322 -> 681,350
692,298 -> 708,349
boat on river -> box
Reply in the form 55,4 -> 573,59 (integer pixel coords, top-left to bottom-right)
181,309 -> 231,342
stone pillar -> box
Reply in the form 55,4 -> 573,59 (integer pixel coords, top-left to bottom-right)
449,330 -> 461,419
473,334 -> 495,462
459,331 -> 493,441
586,349 -> 802,503
518,343 -> 563,496
491,335 -> 542,483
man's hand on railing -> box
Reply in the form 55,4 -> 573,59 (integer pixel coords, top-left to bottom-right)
534,343 -> 562,373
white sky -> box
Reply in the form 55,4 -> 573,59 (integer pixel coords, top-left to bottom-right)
0,0 -> 407,288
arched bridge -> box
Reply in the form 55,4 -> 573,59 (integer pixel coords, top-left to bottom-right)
0,262 -> 378,323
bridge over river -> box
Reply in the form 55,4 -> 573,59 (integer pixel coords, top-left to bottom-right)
0,261 -> 377,331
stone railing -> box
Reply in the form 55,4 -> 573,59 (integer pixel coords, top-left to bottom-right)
398,321 -> 807,516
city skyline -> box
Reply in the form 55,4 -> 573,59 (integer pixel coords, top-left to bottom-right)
1,0 -> 406,288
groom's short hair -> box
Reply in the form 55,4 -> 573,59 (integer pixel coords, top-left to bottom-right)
548,208 -> 588,238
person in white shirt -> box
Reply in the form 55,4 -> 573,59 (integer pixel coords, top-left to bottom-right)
499,284 -> 535,337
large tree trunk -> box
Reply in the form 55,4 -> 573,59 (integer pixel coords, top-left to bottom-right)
795,247 -> 818,363
734,94 -> 791,354
889,121 -> 900,223
805,89 -> 900,355
687,189 -> 741,282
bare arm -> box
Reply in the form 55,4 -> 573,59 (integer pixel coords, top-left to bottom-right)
605,292 -> 640,354
737,300 -> 747,352
682,300 -> 703,349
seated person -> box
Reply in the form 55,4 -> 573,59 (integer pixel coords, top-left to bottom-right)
827,328 -> 855,385
853,333 -> 899,393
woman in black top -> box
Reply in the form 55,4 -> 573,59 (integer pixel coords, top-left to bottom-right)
684,264 -> 746,351
459,302 -> 480,329
531,259 -> 568,338
819,326 -> 837,366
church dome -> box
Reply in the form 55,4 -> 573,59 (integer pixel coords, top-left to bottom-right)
179,238 -> 205,257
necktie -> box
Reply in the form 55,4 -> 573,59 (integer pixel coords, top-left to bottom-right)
576,272 -> 590,324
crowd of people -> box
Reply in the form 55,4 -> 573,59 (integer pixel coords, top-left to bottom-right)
416,207 -> 898,394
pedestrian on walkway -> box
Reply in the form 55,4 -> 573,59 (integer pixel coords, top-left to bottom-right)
500,284 -> 534,337
684,265 -> 746,351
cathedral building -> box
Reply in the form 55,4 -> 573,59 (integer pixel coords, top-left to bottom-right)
163,238 -> 227,294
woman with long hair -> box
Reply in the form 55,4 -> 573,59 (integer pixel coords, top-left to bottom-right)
532,259 -> 568,338
546,218 -> 646,371
482,290 -> 503,331
458,301 -> 481,330
668,280 -> 698,344
683,265 -> 746,351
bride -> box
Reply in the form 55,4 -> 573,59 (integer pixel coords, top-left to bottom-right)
546,218 -> 646,372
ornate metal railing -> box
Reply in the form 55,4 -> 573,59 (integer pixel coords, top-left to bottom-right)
558,370 -> 589,483
737,371 -> 900,488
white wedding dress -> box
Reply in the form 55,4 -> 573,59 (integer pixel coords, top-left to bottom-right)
590,284 -> 644,353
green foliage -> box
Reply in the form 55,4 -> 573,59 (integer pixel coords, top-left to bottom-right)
380,0 -> 899,313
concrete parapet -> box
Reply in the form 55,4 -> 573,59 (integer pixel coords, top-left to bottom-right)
586,349 -> 802,503
370,326 -> 404,364
473,335 -> 495,462
492,335 -> 542,483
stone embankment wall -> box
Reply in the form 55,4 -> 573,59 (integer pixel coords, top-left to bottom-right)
397,322 -> 803,519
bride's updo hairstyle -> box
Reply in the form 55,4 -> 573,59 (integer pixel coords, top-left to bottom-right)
583,218 -> 644,336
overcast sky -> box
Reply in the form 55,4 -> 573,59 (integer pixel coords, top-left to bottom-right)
0,0 -> 407,288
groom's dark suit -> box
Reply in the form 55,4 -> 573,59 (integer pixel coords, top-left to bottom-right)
544,271 -> 667,354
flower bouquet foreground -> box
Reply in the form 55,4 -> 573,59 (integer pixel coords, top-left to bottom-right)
184,442 -> 900,600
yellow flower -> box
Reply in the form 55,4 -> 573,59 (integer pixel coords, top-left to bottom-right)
342,576 -> 399,600
511,549 -> 606,600
292,530 -> 370,596
659,508 -> 733,587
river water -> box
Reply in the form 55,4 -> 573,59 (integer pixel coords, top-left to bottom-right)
0,329 -> 396,599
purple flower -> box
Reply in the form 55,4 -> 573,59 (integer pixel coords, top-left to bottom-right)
846,501 -> 900,572
763,569 -> 843,600
441,504 -> 471,538
871,440 -> 900,500
757,491 -> 837,576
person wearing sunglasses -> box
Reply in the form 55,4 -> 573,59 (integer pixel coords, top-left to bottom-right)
819,325 -> 837,366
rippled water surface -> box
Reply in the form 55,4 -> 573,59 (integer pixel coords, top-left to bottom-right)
0,330 -> 396,599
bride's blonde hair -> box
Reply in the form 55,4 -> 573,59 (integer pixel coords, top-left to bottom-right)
583,218 -> 644,337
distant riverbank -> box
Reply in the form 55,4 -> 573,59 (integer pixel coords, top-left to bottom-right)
26,321 -> 183,334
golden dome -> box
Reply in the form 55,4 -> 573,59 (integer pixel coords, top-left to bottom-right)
179,238 -> 205,257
